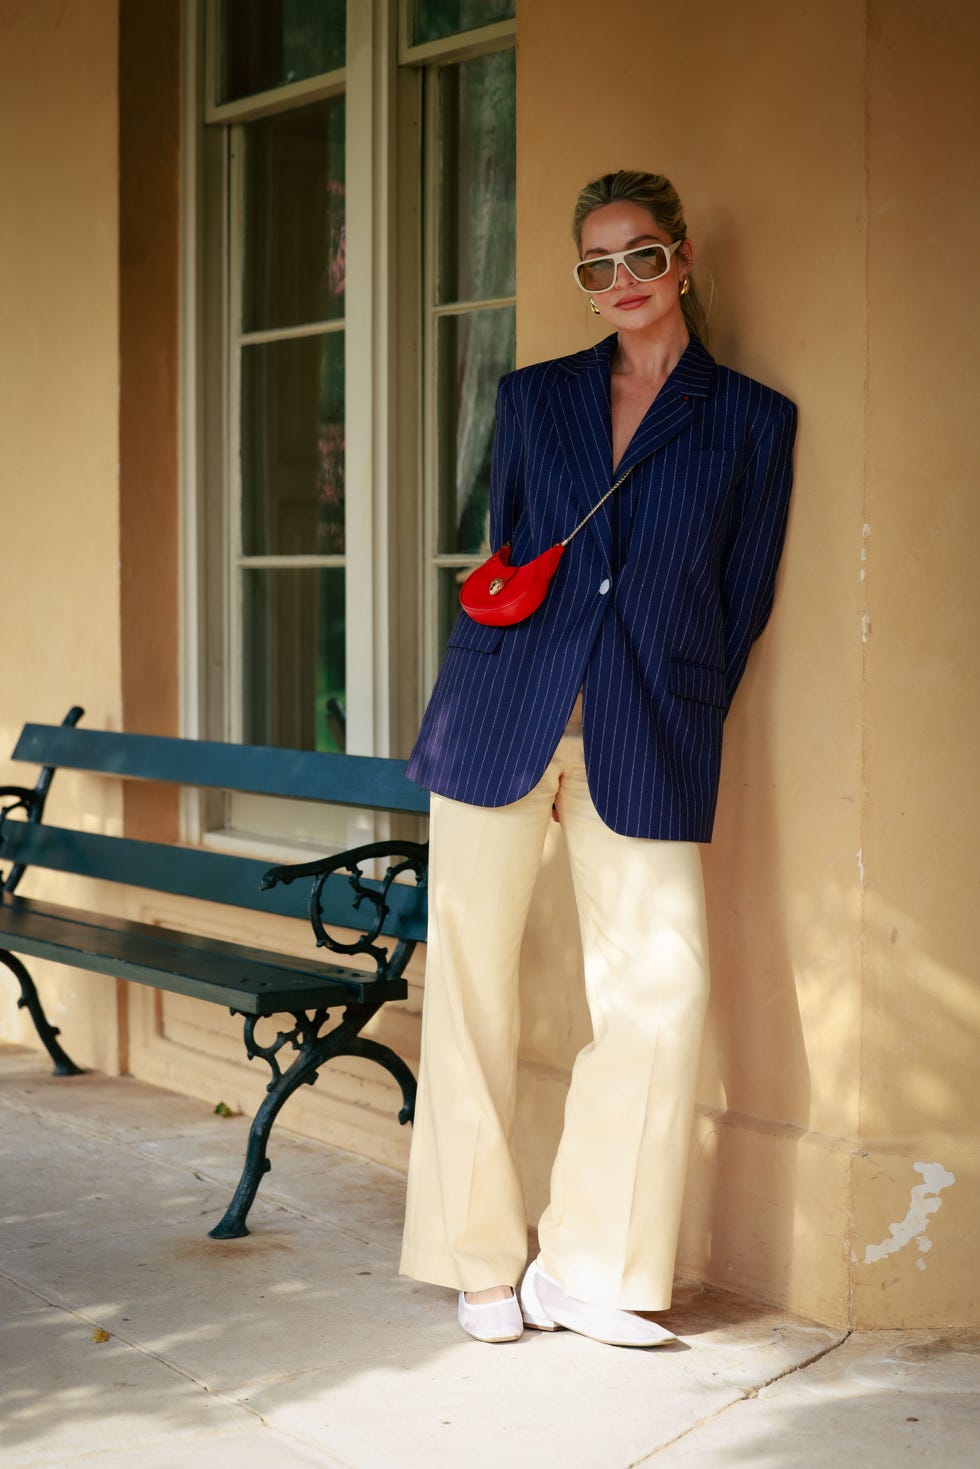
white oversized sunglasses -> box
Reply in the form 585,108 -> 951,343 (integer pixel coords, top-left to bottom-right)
573,239 -> 682,294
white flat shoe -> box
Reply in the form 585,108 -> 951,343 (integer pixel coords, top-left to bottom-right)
520,1259 -> 676,1348
457,1289 -> 524,1343
517,1258 -> 564,1331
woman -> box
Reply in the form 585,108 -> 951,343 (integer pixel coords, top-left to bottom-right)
400,171 -> 797,1346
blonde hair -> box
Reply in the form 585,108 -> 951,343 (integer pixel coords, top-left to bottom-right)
573,170 -> 708,342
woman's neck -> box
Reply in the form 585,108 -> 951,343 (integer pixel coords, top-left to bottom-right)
613,320 -> 690,383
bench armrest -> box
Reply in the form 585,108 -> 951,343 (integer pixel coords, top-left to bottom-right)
0,788 -> 45,894
0,786 -> 42,816
261,839 -> 428,982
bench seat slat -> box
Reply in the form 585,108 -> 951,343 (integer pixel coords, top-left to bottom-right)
0,896 -> 406,1014
12,725 -> 430,815
0,823 -> 427,942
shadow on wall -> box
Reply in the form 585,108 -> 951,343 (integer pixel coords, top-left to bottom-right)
696,644 -> 811,1303
846,879 -> 978,1324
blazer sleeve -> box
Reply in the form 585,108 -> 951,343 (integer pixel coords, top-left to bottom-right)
721,393 -> 798,711
488,372 -> 525,551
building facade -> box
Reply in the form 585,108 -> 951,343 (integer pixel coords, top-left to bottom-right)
1,0 -> 978,1330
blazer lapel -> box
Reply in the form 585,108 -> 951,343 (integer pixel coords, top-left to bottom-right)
551,335 -> 617,569
612,336 -> 715,481
549,335 -> 716,569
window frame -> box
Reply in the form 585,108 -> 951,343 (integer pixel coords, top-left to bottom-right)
417,36 -> 517,692
179,0 -> 515,852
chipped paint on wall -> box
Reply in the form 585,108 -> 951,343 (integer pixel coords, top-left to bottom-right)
863,1162 -> 956,1267
860,523 -> 871,625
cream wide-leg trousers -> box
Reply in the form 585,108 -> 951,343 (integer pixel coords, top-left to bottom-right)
399,719 -> 710,1310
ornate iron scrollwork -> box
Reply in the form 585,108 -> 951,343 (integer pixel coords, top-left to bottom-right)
0,789 -> 39,893
261,839 -> 428,980
240,1007 -> 331,1088
206,841 -> 427,1239
0,708 -> 87,1074
0,785 -> 86,1075
1,705 -> 83,897
209,998 -> 418,1240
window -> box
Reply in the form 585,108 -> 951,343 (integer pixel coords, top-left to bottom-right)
412,0 -> 515,45
208,3 -> 351,766
421,44 -> 516,674
184,1 -> 515,848
238,98 -> 347,756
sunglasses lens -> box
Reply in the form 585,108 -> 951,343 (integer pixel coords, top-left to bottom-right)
576,259 -> 615,292
625,245 -> 669,280
576,244 -> 672,292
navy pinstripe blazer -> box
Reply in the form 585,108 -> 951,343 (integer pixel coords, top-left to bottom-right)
407,333 -> 797,841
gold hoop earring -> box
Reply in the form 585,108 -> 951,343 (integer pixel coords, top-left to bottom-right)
589,297 -> 601,315
679,276 -> 691,298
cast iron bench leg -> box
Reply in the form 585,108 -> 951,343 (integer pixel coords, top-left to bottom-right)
1,951 -> 84,1076
338,1035 -> 417,1126
209,999 -> 416,1241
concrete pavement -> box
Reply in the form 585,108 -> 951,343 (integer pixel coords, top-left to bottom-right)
0,1043 -> 975,1467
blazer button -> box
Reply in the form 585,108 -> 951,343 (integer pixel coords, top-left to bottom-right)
598,578 -> 611,595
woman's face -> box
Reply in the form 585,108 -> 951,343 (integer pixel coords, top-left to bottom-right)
577,200 -> 691,336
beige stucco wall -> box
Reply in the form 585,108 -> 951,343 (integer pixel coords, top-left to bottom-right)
0,0 -> 123,1073
854,0 -> 980,1328
1,0 -> 976,1331
516,0 -> 979,1328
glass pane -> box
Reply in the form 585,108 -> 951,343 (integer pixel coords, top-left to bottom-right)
438,49 -> 516,303
414,0 -> 514,45
241,333 -> 345,556
243,99 -> 345,331
437,306 -> 516,554
243,567 -> 346,752
220,0 -> 345,102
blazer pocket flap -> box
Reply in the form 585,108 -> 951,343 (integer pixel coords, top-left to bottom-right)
446,616 -> 506,654
669,657 -> 728,709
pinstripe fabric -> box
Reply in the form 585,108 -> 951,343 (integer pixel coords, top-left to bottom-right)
407,333 -> 797,841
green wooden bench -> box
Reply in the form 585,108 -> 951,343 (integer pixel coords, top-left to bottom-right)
0,706 -> 428,1239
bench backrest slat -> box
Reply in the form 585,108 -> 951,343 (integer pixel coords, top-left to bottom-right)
0,823 -> 427,943
12,725 -> 430,815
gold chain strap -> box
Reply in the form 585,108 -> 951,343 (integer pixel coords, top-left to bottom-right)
559,467 -> 634,549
